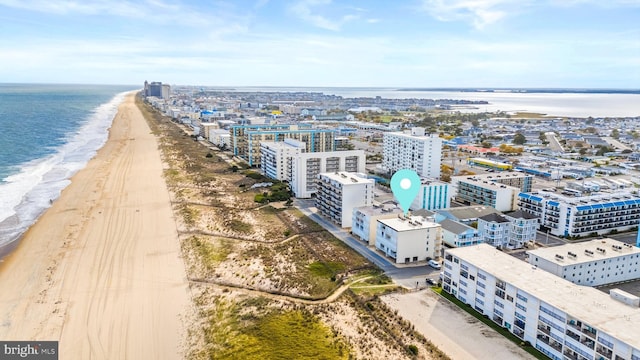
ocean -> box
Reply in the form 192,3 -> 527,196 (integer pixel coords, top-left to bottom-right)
0,84 -> 137,252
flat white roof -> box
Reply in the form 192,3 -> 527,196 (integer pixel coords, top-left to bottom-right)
319,172 -> 374,185
378,215 -> 440,232
527,238 -> 640,266
447,244 -> 640,349
354,205 -> 402,216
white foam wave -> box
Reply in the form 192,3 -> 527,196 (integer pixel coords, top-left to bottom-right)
0,91 -> 131,246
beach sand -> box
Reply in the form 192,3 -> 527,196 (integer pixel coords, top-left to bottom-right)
0,93 -> 190,359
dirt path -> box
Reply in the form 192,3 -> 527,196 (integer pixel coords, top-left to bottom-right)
0,94 -> 190,359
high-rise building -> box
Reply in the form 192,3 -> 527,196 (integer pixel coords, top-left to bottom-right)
411,179 -> 452,211
382,127 -> 442,178
316,172 -> 374,228
230,124 -> 334,167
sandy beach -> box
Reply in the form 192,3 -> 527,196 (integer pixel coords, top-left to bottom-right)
0,93 -> 190,359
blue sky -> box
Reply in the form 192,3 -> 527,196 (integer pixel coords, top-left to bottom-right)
0,0 -> 638,88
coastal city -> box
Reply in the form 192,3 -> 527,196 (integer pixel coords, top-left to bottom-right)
144,80 -> 640,360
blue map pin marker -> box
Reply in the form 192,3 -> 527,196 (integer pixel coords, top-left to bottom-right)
390,169 -> 421,215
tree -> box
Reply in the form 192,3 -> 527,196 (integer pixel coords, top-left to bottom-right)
481,140 -> 493,148
611,129 -> 620,139
513,133 -> 526,145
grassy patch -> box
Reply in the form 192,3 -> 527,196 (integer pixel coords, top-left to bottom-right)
184,236 -> 232,271
308,261 -> 345,279
200,299 -> 350,360
436,288 -> 547,360
227,218 -> 253,233
179,204 -> 200,227
350,285 -> 399,296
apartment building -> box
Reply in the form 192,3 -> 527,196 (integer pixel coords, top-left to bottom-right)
375,214 -> 443,264
518,191 -> 640,237
478,213 -> 512,248
411,179 -> 452,211
382,127 -> 442,178
231,124 -> 335,166
352,204 -> 403,246
443,244 -> 640,360
260,139 -> 306,181
452,176 -> 520,212
503,210 -> 539,248
526,238 -> 640,286
290,150 -> 366,198
316,172 -> 374,228
439,219 -> 482,248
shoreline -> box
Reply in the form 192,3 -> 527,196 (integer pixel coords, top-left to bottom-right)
0,93 -> 190,359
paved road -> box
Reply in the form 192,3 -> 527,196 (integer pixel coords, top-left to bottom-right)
545,132 -> 564,152
294,199 -> 441,289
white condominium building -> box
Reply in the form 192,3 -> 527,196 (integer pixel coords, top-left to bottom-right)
527,238 -> 640,286
382,127 -> 442,178
452,175 -> 521,212
290,150 -> 365,198
411,179 -> 452,211
260,139 -> 306,181
518,191 -> 640,237
352,204 -> 403,246
375,214 -> 442,264
316,172 -> 374,228
443,244 -> 640,360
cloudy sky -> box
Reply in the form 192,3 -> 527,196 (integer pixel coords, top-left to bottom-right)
1,0 -> 638,88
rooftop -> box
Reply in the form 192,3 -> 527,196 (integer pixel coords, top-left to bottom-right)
447,244 -> 640,349
478,213 -> 510,223
320,172 -> 374,185
378,215 -> 440,232
439,219 -> 475,234
438,205 -> 501,222
526,238 -> 640,266
354,204 -> 402,216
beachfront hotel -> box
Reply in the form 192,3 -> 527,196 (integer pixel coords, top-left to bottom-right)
230,124 -> 335,166
316,172 -> 374,228
526,238 -> 640,286
382,127 -> 442,179
517,191 -> 640,237
375,214 -> 443,264
443,244 -> 640,360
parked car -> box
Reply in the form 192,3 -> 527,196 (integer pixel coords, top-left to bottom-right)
426,278 -> 436,286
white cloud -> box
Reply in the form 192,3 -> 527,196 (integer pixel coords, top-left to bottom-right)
289,0 -> 359,31
421,0 -> 526,29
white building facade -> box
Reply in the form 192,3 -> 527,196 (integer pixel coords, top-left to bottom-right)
443,244 -> 640,360
452,175 -> 520,212
439,219 -> 482,248
375,215 -> 442,264
527,238 -> 640,286
352,205 -> 403,246
316,172 -> 374,228
411,179 -> 452,211
518,191 -> 640,237
260,139 -> 306,181
382,127 -> 442,178
290,150 -> 366,198
477,213 -> 512,249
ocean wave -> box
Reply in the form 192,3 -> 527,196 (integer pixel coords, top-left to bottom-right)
0,91 -> 130,248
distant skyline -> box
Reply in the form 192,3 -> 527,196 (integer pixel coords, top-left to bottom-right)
1,0 -> 639,88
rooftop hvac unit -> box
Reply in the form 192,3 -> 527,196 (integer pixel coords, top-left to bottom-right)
555,254 -> 564,260
584,250 -> 594,256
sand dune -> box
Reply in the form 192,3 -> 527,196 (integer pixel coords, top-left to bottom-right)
0,94 -> 189,359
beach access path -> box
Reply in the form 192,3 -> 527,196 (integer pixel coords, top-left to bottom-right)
0,93 -> 190,359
